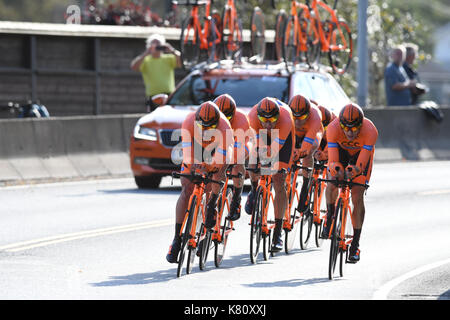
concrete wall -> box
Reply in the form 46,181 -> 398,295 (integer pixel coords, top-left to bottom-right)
0,107 -> 448,185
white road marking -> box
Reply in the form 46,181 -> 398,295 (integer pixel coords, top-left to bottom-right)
417,189 -> 450,196
372,258 -> 450,300
0,219 -> 173,252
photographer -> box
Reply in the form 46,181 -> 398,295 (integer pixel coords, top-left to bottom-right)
131,34 -> 182,112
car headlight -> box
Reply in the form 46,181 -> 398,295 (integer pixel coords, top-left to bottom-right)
134,125 -> 157,141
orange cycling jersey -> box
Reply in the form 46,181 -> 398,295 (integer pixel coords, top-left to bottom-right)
229,108 -> 252,164
248,100 -> 295,170
294,103 -> 324,155
181,111 -> 234,172
327,117 -> 378,184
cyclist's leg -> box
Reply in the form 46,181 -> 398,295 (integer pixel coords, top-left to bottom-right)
229,163 -> 245,220
271,163 -> 289,252
205,165 -> 228,229
297,153 -> 314,212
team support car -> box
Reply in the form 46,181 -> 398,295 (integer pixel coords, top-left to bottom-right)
129,60 -> 351,188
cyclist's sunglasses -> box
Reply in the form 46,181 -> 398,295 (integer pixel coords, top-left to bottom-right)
258,114 -> 279,123
340,122 -> 361,132
293,112 -> 308,120
196,121 -> 217,130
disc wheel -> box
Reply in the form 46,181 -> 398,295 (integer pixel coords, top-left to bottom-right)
186,194 -> 204,274
274,10 -> 287,62
282,15 -> 299,73
250,7 -> 266,63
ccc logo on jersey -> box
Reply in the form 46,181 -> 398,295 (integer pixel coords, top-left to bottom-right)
341,141 -> 361,150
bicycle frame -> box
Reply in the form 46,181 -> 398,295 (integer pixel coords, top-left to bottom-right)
180,178 -> 208,249
308,0 -> 349,52
212,172 -> 233,243
311,162 -> 327,225
255,174 -> 276,237
183,0 -> 221,51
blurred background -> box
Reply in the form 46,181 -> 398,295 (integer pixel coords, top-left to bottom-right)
0,0 -> 449,112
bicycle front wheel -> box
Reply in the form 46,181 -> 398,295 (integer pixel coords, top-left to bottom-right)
180,17 -> 200,70
299,183 -> 314,250
186,194 -> 204,274
285,185 -> 300,253
250,188 -> 264,264
177,195 -> 197,277
328,198 -> 343,280
214,187 -> 233,267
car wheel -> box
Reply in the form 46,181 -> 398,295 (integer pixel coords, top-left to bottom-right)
134,176 -> 162,189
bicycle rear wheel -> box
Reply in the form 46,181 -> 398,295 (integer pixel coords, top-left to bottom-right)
214,187 -> 233,267
180,17 -> 200,70
250,187 -> 264,264
250,7 -> 266,63
328,198 -> 343,280
328,20 -> 353,75
177,195 -> 197,277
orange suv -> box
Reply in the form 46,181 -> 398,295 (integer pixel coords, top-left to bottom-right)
129,61 -> 351,188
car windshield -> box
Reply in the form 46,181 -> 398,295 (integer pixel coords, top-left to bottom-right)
168,74 -> 289,107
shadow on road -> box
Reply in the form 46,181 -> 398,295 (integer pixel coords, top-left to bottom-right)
89,249 -> 322,287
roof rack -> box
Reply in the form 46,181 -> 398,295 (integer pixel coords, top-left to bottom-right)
189,57 -> 333,75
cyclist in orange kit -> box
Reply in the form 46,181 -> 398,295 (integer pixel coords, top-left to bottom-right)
213,94 -> 253,221
245,97 -> 295,252
288,94 -> 324,214
166,101 -> 234,263
323,103 -> 378,263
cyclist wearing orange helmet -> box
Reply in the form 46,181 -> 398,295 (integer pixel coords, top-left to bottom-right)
314,102 -> 337,161
246,97 -> 295,252
214,94 -> 253,221
323,103 -> 378,263
166,101 -> 234,263
288,94 -> 324,214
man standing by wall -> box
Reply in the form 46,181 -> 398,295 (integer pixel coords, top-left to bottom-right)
384,46 -> 416,106
130,34 -> 182,112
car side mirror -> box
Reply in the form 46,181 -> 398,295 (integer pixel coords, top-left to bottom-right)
151,94 -> 168,107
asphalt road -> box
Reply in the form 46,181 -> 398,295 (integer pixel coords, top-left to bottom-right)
0,161 -> 449,300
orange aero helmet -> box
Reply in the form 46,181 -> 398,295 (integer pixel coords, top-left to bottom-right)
339,103 -> 364,128
256,97 -> 280,118
214,94 -> 236,120
195,101 -> 220,128
288,94 -> 310,117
